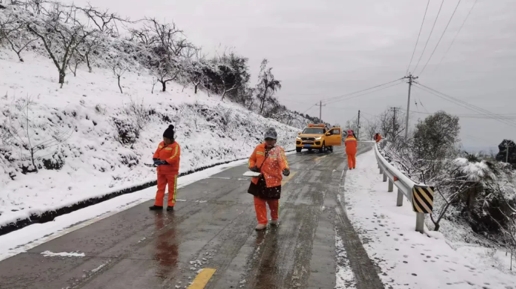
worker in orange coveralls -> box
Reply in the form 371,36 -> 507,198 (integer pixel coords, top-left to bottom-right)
149,125 -> 181,212
247,128 -> 290,231
374,132 -> 382,142
345,130 -> 358,170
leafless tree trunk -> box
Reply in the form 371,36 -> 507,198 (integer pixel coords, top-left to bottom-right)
27,6 -> 95,87
112,62 -> 125,93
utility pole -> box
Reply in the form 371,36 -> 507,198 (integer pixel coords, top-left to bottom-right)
403,74 -> 418,140
357,110 -> 361,139
390,107 -> 399,139
315,101 -> 326,121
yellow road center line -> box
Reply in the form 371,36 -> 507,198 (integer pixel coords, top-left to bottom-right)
282,171 -> 297,185
187,268 -> 217,289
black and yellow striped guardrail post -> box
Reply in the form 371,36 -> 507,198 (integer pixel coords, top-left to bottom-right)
411,185 -> 435,233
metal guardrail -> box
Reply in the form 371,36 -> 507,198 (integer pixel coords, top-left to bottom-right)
373,141 -> 434,233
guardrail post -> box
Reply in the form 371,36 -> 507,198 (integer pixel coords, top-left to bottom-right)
396,188 -> 403,206
415,213 -> 425,233
411,185 -> 435,234
388,179 -> 393,192
382,172 -> 387,182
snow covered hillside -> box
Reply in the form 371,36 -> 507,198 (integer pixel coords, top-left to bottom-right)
0,52 -> 304,228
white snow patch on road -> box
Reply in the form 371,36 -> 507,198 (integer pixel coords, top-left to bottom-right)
91,263 -> 107,273
0,158 -> 247,261
41,250 -> 85,257
343,149 -> 516,289
335,233 -> 357,289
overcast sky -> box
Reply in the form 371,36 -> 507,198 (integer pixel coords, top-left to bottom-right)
66,0 -> 516,151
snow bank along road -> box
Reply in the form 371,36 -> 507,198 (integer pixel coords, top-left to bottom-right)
0,144 -> 381,289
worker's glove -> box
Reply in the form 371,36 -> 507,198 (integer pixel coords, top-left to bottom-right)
282,168 -> 290,176
154,159 -> 168,166
249,166 -> 259,172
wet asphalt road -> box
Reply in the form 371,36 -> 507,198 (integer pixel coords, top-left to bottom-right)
0,144 -> 383,289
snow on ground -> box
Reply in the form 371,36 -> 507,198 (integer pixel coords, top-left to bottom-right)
41,250 -> 85,257
0,158 -> 249,261
335,233 -> 357,289
342,149 -> 516,289
0,51 -> 302,228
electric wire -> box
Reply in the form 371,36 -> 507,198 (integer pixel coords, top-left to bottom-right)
418,0 -> 463,76
431,0 -> 478,74
413,83 -> 516,128
322,78 -> 404,103
414,84 -> 515,125
406,0 -> 431,75
412,0 -> 446,74
410,110 -> 516,119
324,80 -> 404,105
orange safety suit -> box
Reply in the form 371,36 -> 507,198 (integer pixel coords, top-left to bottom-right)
248,143 -> 289,225
153,141 -> 181,207
345,135 -> 357,169
374,133 -> 382,143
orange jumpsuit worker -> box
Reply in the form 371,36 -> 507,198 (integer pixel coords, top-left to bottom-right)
345,130 -> 358,170
374,133 -> 382,142
149,125 -> 181,211
248,128 -> 290,231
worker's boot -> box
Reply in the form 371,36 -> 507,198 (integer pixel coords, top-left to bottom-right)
255,223 -> 267,231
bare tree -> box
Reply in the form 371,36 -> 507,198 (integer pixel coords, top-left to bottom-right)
184,49 -> 206,94
0,13 -> 38,62
256,59 -> 282,115
76,31 -> 100,73
153,57 -> 181,92
112,59 -> 126,93
67,51 -> 83,76
364,119 -> 380,140
139,19 -> 185,92
27,4 -> 95,87
378,108 -> 405,141
77,5 -> 126,36
218,63 -> 238,101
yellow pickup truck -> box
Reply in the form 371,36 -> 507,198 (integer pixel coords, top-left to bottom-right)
295,123 -> 342,153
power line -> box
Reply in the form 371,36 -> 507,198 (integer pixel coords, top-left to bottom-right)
413,83 -> 516,128
431,0 -> 478,74
324,80 -> 404,105
411,110 -> 516,119
323,78 -> 403,103
300,103 -> 317,114
412,0 -> 446,74
406,0 -> 431,75
418,0 -> 463,76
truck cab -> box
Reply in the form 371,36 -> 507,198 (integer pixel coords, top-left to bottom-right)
295,124 -> 342,153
